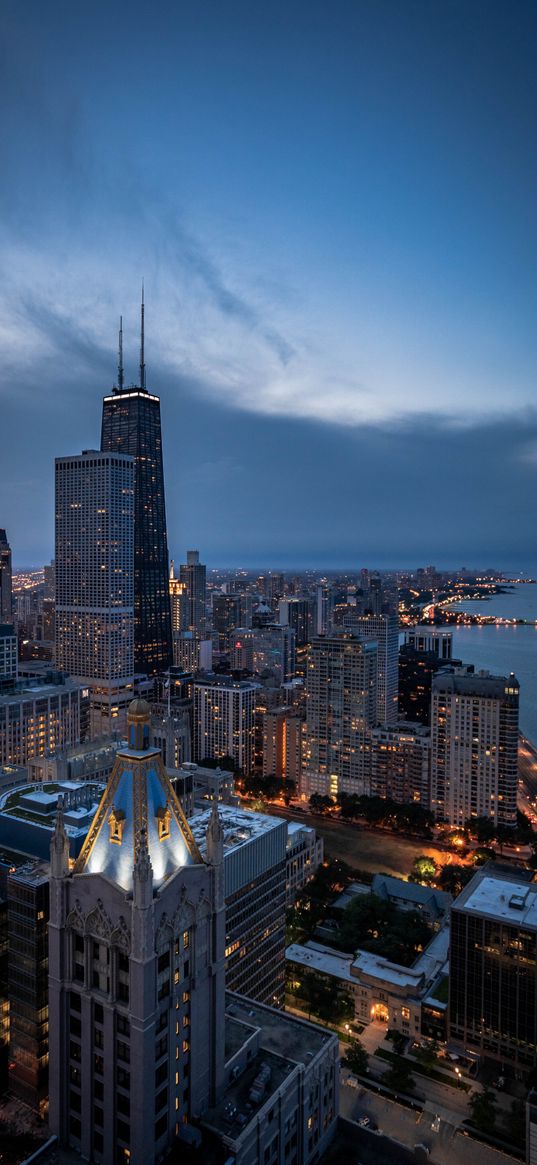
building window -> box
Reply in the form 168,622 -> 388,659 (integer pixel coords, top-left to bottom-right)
108,806 -> 126,845
156,803 -> 172,842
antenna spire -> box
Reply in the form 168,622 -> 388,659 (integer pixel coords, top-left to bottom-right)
118,315 -> 124,391
139,281 -> 146,390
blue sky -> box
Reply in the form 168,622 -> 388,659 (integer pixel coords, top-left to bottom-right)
1,0 -> 536,568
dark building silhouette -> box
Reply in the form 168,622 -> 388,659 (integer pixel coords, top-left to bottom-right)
449,865 -> 537,1072
398,645 -> 463,726
101,303 -> 172,674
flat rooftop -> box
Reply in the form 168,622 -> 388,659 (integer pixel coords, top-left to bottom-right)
287,941 -> 356,985
190,804 -> 284,854
204,995 -> 335,1142
454,867 -> 537,928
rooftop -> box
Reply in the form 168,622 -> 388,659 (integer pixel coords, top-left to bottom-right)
190,803 -> 284,855
453,866 -> 537,928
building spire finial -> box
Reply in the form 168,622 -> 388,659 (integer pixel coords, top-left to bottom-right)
139,281 -> 146,390
118,315 -> 124,391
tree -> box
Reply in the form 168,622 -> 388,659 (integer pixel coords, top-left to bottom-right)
469,1088 -> 497,1133
343,1039 -> 369,1077
438,864 -> 474,896
309,793 -> 335,814
388,1030 -> 406,1055
295,971 -> 353,1024
383,1058 -> 415,1095
409,855 -> 437,885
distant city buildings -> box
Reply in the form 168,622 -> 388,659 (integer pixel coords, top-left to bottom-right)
431,667 -> 519,828
55,449 -> 135,736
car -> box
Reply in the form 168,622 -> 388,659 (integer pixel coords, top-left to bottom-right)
431,1114 -> 441,1133
493,1076 -> 505,1090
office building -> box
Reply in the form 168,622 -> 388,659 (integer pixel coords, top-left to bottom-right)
55,450 -> 135,736
398,644 -> 463,726
230,627 -> 255,672
278,598 -> 312,646
344,612 -> 399,725
0,672 -> 88,767
26,737 -> 124,787
262,707 -> 303,787
202,995 -> 338,1165
179,550 -> 207,637
268,571 -> 285,609
101,307 -> 172,674
367,572 -> 383,615
193,675 -> 259,774
0,531 -> 12,623
168,561 -> 188,632
370,722 -> 431,806
302,633 -> 377,799
48,698 -> 226,1162
212,593 -> 243,652
0,624 -> 17,687
449,865 -> 537,1071
431,668 -> 519,828
190,804 -> 287,1005
404,626 -> 453,660
8,860 -> 50,1111
253,624 -> 296,685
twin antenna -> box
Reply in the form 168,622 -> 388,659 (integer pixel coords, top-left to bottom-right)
116,285 -> 146,391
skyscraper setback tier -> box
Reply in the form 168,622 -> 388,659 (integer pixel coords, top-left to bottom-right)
101,388 -> 172,674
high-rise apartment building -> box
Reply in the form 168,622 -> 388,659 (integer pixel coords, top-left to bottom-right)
180,550 -> 207,637
370,722 -> 431,806
302,633 -> 377,798
48,698 -> 226,1163
193,675 -> 258,774
263,707 -> 303,787
404,626 -> 453,660
0,530 -> 12,623
449,865 -> 537,1072
431,668 -> 519,828
101,307 -> 172,674
315,583 -> 333,635
344,612 -> 399,725
55,450 -> 134,736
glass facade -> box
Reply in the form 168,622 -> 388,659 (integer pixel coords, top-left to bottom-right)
101,390 -> 172,674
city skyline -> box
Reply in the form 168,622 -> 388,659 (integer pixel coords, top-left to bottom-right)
2,1 -> 537,568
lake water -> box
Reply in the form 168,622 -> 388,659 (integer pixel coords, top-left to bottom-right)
448,583 -> 537,745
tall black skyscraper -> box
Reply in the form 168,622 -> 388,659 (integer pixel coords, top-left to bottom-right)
101,298 -> 172,674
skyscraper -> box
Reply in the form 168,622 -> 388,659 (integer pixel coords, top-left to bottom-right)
168,561 -> 188,632
55,450 -> 134,735
101,304 -> 172,674
345,612 -> 399,725
0,530 -> 12,623
431,667 -> 519,828
302,632 -> 377,799
180,550 -> 207,637
48,698 -> 226,1162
